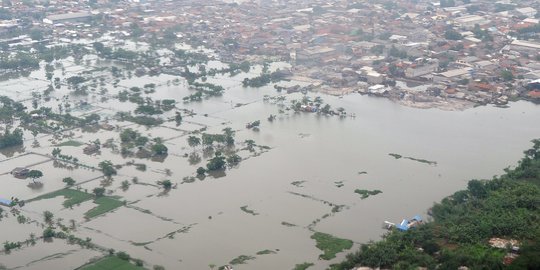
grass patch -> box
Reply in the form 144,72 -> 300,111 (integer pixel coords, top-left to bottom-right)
240,205 -> 258,216
358,171 -> 368,175
78,256 -> 144,270
311,232 -> 353,260
354,189 -> 382,199
293,262 -> 314,270
389,153 -> 402,159
334,181 -> 344,188
229,255 -> 255,265
256,249 -> 277,255
28,189 -> 93,208
56,140 -> 84,147
84,196 -> 124,219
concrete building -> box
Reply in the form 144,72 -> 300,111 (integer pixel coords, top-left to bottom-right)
515,7 -> 537,18
509,40 -> 540,54
43,12 -> 93,25
454,15 -> 490,29
405,60 -> 439,78
433,68 -> 472,82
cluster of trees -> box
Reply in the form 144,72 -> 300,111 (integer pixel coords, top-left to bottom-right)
119,128 -> 168,157
242,70 -> 286,88
388,45 -> 408,59
182,81 -> 224,103
51,148 -> 79,163
331,139 -> 540,270
0,52 -> 39,70
444,29 -> 463,40
0,96 -> 26,123
473,24 -> 493,42
116,112 -> 164,127
187,128 -> 236,150
0,128 -> 23,149
92,42 -> 139,61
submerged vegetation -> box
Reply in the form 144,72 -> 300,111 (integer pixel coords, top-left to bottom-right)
331,139 -> 540,269
311,232 -> 353,260
389,153 -> 437,165
354,189 -> 382,199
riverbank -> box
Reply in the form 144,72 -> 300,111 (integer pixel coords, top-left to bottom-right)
330,139 -> 540,270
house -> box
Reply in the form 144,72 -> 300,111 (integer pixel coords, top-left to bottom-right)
0,198 -> 13,207
11,167 -> 29,178
83,144 -> 100,154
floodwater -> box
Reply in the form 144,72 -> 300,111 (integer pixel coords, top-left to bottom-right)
1,55 -> 540,270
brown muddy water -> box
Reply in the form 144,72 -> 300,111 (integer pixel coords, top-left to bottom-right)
1,57 -> 540,270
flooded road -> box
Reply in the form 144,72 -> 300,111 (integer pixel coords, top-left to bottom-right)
1,57 -> 539,270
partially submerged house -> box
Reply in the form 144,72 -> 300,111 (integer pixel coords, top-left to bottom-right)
11,167 -> 29,178
83,144 -> 100,154
0,198 -> 13,207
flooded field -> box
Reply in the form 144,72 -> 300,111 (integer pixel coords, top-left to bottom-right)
1,53 -> 540,270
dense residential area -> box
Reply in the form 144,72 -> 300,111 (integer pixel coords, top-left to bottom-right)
0,1 -> 539,270
0,0 -> 540,108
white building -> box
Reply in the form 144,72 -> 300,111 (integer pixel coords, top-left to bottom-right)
454,15 -> 490,29
509,40 -> 540,54
515,7 -> 537,18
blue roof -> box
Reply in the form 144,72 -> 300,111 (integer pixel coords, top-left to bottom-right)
0,198 -> 13,206
413,215 -> 422,222
397,219 -> 409,231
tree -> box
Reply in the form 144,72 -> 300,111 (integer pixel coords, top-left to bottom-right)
93,187 -> 105,197
98,160 -> 117,177
501,70 -> 514,81
27,170 -> 43,183
444,29 -> 462,40
43,210 -> 54,224
121,180 -> 130,190
62,177 -> 75,186
227,154 -> 242,166
222,127 -> 235,145
187,136 -> 201,148
52,148 -> 61,157
152,143 -> 168,155
29,29 -> 44,41
157,180 -> 172,189
43,227 -> 55,238
175,112 -> 182,125
245,140 -> 256,151
196,167 -> 206,175
206,153 -> 226,171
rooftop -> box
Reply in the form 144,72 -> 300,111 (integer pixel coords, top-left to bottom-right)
46,12 -> 92,21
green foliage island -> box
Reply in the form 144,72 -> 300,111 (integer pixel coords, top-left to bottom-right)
331,139 -> 540,269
